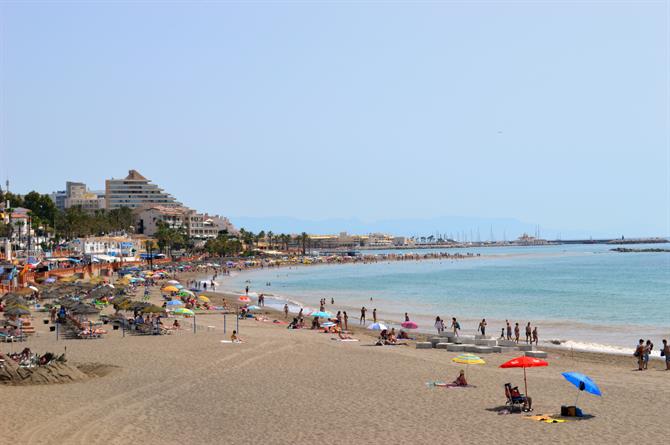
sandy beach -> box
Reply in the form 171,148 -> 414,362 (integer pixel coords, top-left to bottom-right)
1,278 -> 668,445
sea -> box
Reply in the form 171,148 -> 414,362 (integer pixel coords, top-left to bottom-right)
216,243 -> 670,356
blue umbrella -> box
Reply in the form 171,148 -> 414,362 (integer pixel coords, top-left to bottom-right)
562,372 -> 602,407
166,300 -> 184,306
310,311 -> 332,318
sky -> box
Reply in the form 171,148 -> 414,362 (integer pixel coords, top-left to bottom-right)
1,1 -> 668,237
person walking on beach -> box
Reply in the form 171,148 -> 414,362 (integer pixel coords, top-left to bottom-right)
451,317 -> 460,337
245,285 -> 249,296
373,308 -> 377,323
404,313 -> 410,322
525,322 -> 532,343
435,316 -> 445,334
644,340 -> 653,370
284,304 -> 289,319
298,308 -> 303,320
360,307 -> 367,325
478,319 -> 487,337
331,297 -> 334,305
532,326 -> 538,345
661,339 -> 669,370
343,311 -> 349,331
634,339 -> 646,371
514,323 -> 520,343
500,328 -> 505,339
506,320 -> 512,341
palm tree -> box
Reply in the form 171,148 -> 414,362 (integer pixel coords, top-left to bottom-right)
300,232 -> 309,255
267,231 -> 274,249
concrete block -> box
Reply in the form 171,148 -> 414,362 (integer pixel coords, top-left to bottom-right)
517,344 -> 534,352
493,346 -> 518,353
525,350 -> 548,358
429,337 -> 443,347
475,339 -> 497,346
460,336 -> 476,345
439,332 -> 455,339
498,340 -> 517,347
474,346 -> 494,354
416,342 -> 432,349
475,335 -> 493,340
446,344 -> 465,352
463,345 -> 479,353
435,343 -> 450,349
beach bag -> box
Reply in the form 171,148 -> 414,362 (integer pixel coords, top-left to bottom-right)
633,351 -> 639,357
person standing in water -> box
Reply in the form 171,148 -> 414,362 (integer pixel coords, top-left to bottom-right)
373,308 -> 377,323
525,322 -> 532,344
532,326 -> 538,345
360,307 -> 367,325
283,304 -> 289,319
506,320 -> 512,340
404,313 -> 410,322
478,319 -> 487,336
451,317 -> 460,337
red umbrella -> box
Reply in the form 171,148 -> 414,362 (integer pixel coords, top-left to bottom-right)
401,321 -> 418,329
238,295 -> 251,302
500,356 -> 548,397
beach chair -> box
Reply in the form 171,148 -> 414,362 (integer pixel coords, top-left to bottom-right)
504,383 -> 529,412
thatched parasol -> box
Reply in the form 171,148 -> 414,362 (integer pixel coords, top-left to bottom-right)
70,303 -> 101,315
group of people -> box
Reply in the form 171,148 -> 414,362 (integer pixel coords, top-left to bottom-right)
635,338 -> 670,371
501,320 -> 539,345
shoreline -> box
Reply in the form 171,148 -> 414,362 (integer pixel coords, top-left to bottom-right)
186,260 -> 668,359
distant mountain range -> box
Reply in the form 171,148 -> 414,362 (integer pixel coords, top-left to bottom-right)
229,215 -> 607,240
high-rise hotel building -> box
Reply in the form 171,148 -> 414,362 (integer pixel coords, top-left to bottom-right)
105,170 -> 181,210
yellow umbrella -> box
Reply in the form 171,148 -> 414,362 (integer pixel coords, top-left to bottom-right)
162,285 -> 179,292
452,353 -> 486,365
197,295 -> 210,303
452,353 -> 485,378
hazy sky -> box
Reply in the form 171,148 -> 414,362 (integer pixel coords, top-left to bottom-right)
1,1 -> 668,236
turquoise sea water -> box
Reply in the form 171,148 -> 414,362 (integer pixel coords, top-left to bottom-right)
219,243 -> 670,352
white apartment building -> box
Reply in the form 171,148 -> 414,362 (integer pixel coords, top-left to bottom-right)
105,170 -> 181,210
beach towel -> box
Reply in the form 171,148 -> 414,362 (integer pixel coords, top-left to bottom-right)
220,340 -> 242,344
524,415 -> 567,423
425,381 -> 474,389
331,338 -> 359,342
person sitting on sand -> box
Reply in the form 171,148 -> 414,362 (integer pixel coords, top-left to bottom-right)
231,330 -> 243,343
398,330 -> 410,340
450,370 -> 468,387
287,317 -> 299,329
172,319 -> 181,329
386,330 -> 398,345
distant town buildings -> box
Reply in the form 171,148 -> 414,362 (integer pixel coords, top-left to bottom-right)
134,205 -> 222,239
50,181 -> 105,212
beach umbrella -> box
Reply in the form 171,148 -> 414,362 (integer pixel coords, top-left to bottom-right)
310,311 -> 332,318
197,295 -> 210,303
167,280 -> 180,284
401,321 -> 418,329
452,353 -> 485,378
174,284 -> 184,289
162,286 -> 179,292
173,308 -> 194,316
166,300 -> 184,306
500,356 -> 548,398
28,285 -> 39,292
71,303 -> 100,315
247,305 -> 261,311
238,296 -> 251,302
562,372 -> 602,407
321,321 -> 336,327
367,322 -> 388,331
178,290 -> 194,297
142,305 -> 165,314
4,307 -> 31,316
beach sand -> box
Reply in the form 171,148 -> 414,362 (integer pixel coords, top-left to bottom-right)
2,283 -> 668,444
